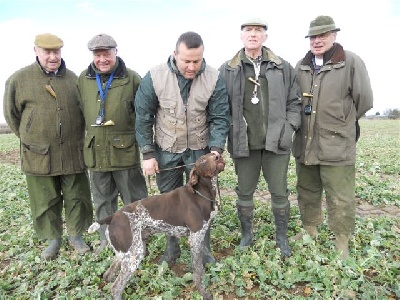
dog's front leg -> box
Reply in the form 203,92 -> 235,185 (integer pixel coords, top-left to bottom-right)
189,229 -> 213,300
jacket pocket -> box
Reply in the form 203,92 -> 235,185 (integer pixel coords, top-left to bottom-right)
108,134 -> 137,167
21,142 -> 50,175
155,126 -> 177,152
83,134 -> 96,168
278,122 -> 294,151
317,128 -> 347,161
195,126 -> 208,149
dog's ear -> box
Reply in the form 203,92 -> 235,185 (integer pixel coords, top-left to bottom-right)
187,167 -> 198,193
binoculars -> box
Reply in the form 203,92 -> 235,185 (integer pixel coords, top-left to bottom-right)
304,105 -> 312,115
303,92 -> 313,115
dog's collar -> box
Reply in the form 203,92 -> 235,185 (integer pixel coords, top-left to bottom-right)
194,189 -> 216,203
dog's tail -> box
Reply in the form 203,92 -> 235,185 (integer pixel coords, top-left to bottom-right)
88,222 -> 101,234
87,215 -> 114,234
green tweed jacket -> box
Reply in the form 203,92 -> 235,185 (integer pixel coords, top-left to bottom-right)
3,59 -> 86,176
77,57 -> 142,172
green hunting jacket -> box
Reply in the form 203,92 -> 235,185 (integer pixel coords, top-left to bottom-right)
219,47 -> 301,158
3,59 -> 86,176
293,43 -> 374,166
78,57 -> 142,172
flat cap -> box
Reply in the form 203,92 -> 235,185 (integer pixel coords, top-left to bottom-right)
88,33 -> 117,51
34,33 -> 64,49
241,17 -> 268,30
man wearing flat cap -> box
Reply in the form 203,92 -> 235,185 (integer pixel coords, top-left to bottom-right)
3,33 -> 93,260
293,16 -> 374,259
219,18 -> 301,257
78,33 -> 147,255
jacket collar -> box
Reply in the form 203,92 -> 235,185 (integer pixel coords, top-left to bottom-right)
36,57 -> 67,76
85,56 -> 127,79
227,46 -> 282,68
301,43 -> 345,67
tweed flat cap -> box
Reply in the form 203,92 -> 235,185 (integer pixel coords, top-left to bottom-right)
88,33 -> 117,50
34,33 -> 64,49
241,17 -> 268,30
306,15 -> 340,38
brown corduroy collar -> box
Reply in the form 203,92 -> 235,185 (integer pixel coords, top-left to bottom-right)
301,43 -> 345,68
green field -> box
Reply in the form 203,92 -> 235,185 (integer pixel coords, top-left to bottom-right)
0,119 -> 399,299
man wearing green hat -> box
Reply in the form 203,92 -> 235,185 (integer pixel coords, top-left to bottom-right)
219,18 -> 301,257
293,16 -> 373,259
3,33 -> 93,260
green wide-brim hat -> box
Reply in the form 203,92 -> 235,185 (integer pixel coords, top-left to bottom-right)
305,15 -> 340,38
34,33 -> 64,49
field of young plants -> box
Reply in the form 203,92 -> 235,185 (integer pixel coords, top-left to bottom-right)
0,119 -> 398,299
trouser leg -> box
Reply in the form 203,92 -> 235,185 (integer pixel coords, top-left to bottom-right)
296,163 -> 324,227
90,171 -> 118,240
26,175 -> 63,240
113,168 -> 148,206
202,226 -> 215,265
321,165 -> 355,259
62,172 -> 93,236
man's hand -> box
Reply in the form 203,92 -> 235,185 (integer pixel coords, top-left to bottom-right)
142,158 -> 159,176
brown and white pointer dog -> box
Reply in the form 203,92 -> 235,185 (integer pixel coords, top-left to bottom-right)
88,152 -> 225,300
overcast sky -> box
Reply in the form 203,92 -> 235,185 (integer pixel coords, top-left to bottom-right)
1,0 -> 399,123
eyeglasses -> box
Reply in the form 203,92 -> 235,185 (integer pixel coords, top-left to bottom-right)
309,31 -> 332,41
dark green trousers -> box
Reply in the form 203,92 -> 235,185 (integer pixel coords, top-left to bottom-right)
90,168 -> 148,239
234,150 -> 290,209
26,172 -> 93,240
296,163 -> 356,235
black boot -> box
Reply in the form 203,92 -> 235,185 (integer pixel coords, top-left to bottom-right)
272,203 -> 292,257
237,205 -> 254,249
202,227 -> 216,265
158,236 -> 181,266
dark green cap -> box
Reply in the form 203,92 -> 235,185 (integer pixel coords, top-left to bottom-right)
306,15 -> 340,38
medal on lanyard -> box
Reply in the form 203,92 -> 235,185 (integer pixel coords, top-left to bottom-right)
248,57 -> 261,104
248,77 -> 260,104
92,71 -> 115,126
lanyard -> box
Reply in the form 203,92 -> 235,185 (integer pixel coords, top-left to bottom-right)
96,71 -> 115,118
247,55 -> 262,104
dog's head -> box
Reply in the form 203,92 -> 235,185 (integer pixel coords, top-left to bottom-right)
187,152 -> 225,192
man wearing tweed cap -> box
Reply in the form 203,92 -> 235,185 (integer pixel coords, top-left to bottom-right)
3,33 -> 93,260
78,33 -> 148,255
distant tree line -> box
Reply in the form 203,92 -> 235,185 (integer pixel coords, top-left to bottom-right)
383,108 -> 400,119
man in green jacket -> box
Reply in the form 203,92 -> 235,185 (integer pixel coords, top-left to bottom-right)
293,16 -> 373,259
135,31 -> 229,266
78,33 -> 148,255
219,18 -> 301,257
3,33 -> 93,260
